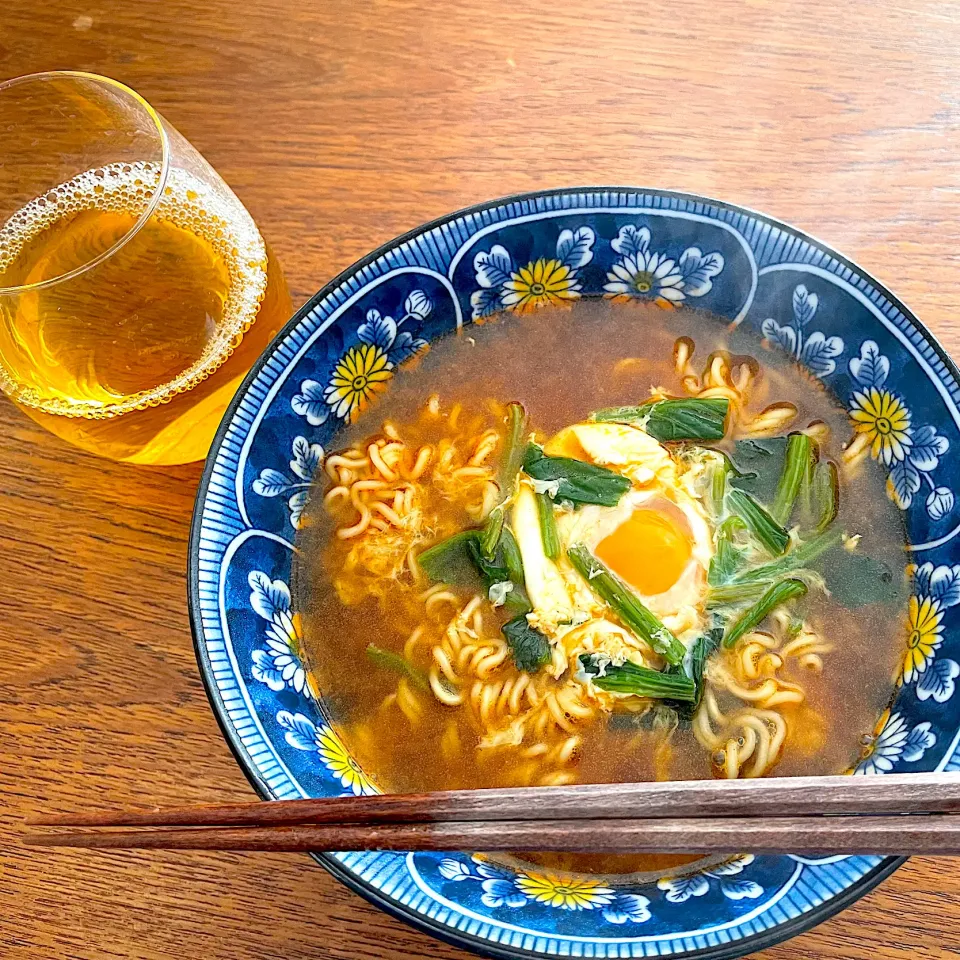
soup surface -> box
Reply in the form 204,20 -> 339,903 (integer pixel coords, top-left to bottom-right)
295,299 -> 909,877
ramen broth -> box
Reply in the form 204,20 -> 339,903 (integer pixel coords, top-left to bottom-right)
295,299 -> 908,877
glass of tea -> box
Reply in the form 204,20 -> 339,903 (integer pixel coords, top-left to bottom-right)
0,72 -> 291,464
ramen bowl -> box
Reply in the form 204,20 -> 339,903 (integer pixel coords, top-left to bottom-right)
189,188 -> 960,960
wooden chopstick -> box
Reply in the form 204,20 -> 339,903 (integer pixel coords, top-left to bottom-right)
23,813 -> 960,856
27,772 -> 960,829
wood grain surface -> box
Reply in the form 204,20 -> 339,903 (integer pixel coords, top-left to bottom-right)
2,1 -> 960,957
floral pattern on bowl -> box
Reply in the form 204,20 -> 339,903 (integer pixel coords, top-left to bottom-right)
190,188 -> 960,960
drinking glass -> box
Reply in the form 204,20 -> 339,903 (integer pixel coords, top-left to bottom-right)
0,71 -> 291,464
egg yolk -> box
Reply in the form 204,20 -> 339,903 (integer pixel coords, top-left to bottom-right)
595,508 -> 692,596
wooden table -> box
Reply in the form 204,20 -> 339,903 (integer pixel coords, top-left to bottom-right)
3,1 -> 960,957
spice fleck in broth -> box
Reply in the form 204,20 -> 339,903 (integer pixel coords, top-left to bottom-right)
295,299 -> 908,877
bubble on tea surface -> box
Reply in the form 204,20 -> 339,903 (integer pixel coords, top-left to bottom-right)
0,161 -> 269,417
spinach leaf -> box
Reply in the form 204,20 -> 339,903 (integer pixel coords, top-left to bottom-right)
591,398 -> 729,442
819,547 -> 900,607
502,616 -> 552,672
728,436 -> 789,505
726,489 -> 791,556
523,444 -> 631,507
418,531 -> 483,588
579,654 -> 696,700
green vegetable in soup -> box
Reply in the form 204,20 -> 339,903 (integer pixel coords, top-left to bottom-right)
727,436 -> 789,504
708,517 -> 746,586
500,402 -> 528,491
579,654 -> 696,701
480,403 -> 528,560
522,443 -> 631,507
499,526 -> 526,586
418,530 -> 483,587
466,535 -> 532,615
567,543 -> 685,665
480,505 -> 505,560
771,432 -> 816,525
420,528 -> 531,615
668,625 -> 723,718
726,489 -> 791,556
731,527 -> 844,586
811,460 -> 839,534
466,534 -> 510,584
723,578 -> 808,649
502,616 -> 552,672
366,644 -> 430,691
708,452 -> 736,516
817,547 -> 897,608
590,397 -> 729,442
535,491 -> 561,560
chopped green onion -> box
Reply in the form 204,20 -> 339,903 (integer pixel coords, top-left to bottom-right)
567,543 -> 685,665
523,443 -> 631,507
480,505 -> 505,560
771,433 -> 815,525
502,616 -> 551,672
591,397 -> 729,442
726,489 -> 790,556
723,579 -> 808,649
579,654 -> 696,700
366,644 -> 430,691
813,460 -> 839,533
535,491 -> 560,560
708,528 -> 845,606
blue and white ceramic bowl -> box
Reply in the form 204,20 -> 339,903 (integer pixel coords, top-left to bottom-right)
189,188 -> 960,960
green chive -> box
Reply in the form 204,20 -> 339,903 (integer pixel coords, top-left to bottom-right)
723,579 -> 808,649
726,488 -> 790,556
523,443 -> 631,507
771,433 -> 816,525
579,654 -> 696,700
567,543 -> 685,665
535,491 -> 560,560
591,398 -> 729,442
366,644 -> 430,691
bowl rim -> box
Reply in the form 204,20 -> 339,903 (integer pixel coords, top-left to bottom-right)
186,184 -> 952,960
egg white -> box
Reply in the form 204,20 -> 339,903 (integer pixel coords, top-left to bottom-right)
554,488 -> 712,642
515,421 -> 717,658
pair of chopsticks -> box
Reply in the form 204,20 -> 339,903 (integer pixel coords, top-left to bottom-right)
24,772 -> 960,856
